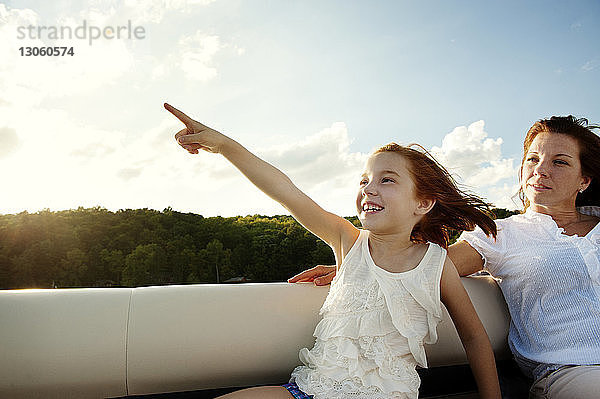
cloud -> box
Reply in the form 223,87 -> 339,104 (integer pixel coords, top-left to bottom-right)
117,167 -> 143,180
2,2 -> 236,111
169,122 -> 367,182
108,120 -> 368,216
245,120 -> 521,214
150,30 -> 228,82
0,108 -> 522,216
0,106 -> 183,214
250,123 -> 368,216
0,2 -> 520,215
431,120 -> 516,187
487,183 -> 522,210
463,158 -> 515,187
178,33 -> 221,81
0,5 -> 135,107
122,0 -> 216,24
570,22 -> 582,30
582,59 -> 599,72
260,122 -> 366,187
430,120 -> 519,209
123,120 -> 369,216
0,127 -> 19,158
70,143 -> 116,158
53,0 -> 217,25
0,2 -> 237,215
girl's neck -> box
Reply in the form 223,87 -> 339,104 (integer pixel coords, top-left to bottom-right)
367,230 -> 415,256
367,230 -> 428,273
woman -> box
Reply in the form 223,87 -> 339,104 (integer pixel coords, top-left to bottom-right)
290,116 -> 600,398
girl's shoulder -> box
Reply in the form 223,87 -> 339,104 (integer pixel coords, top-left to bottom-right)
426,242 -> 447,275
331,223 -> 361,267
342,228 -> 363,256
336,229 -> 365,270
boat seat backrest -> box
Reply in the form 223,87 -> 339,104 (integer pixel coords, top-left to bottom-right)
0,277 -> 510,398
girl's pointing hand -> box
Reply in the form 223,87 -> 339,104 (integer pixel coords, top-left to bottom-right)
164,103 -> 226,154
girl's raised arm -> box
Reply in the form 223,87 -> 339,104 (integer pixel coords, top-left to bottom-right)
165,103 -> 357,254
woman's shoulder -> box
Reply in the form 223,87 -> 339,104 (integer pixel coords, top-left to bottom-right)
460,212 -> 523,241
457,213 -> 530,259
493,211 -> 544,233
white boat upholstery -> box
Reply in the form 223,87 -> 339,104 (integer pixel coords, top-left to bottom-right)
0,276 -> 510,398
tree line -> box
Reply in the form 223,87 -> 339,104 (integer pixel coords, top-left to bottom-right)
0,207 -> 518,289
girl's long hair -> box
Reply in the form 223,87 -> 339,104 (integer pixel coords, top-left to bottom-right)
375,143 -> 497,248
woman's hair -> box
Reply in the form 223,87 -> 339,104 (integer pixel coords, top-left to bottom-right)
518,116 -> 600,209
374,143 -> 497,248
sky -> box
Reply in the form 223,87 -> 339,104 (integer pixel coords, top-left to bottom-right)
0,0 -> 599,217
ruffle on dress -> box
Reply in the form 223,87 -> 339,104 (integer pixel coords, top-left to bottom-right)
369,242 -> 445,368
314,310 -> 397,340
291,368 -> 415,399
291,333 -> 419,399
320,278 -> 385,317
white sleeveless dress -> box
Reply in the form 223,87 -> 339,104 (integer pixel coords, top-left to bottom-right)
290,230 -> 446,399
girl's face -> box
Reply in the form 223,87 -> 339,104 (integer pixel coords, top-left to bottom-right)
356,152 -> 427,233
521,132 -> 590,210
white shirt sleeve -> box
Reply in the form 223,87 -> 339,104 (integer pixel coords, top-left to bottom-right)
458,222 -> 505,275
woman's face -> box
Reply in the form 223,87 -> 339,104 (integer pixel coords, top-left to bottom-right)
521,132 -> 591,210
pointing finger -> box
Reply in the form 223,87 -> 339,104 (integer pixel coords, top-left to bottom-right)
164,103 -> 194,127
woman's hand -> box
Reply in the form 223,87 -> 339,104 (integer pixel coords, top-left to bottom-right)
164,103 -> 228,154
288,265 -> 337,286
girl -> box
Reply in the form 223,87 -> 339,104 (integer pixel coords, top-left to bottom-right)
164,103 -> 501,399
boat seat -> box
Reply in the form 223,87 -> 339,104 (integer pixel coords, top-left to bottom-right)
0,276 -> 510,398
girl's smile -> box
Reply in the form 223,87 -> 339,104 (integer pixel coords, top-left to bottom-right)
361,201 -> 384,213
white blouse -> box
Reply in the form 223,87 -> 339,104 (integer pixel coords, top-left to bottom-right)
291,230 -> 445,399
459,206 -> 600,368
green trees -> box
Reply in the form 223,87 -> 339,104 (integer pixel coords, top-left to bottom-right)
58,248 -> 88,287
123,244 -> 167,286
0,208 -> 334,288
198,239 -> 233,284
0,207 -> 517,289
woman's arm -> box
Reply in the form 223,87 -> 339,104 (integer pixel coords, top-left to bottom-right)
165,103 -> 358,255
447,241 -> 485,277
287,265 -> 337,285
440,257 -> 501,399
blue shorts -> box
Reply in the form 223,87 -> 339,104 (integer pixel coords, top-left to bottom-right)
282,382 -> 313,399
